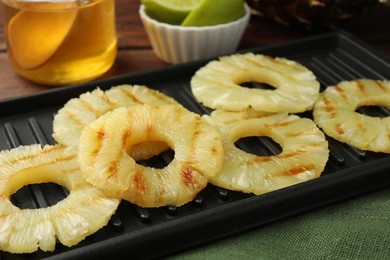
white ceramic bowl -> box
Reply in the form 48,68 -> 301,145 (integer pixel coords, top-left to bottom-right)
139,4 -> 251,64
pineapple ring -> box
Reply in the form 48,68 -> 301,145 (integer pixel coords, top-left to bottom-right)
0,144 -> 119,253
52,84 -> 180,160
203,110 -> 329,195
78,104 -> 224,208
190,52 -> 320,113
313,79 -> 390,153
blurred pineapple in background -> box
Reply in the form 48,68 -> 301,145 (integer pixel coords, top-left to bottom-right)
245,0 -> 390,29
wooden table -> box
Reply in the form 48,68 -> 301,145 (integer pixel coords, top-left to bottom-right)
0,0 -> 389,100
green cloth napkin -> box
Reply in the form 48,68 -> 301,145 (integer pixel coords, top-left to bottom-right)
166,188 -> 390,260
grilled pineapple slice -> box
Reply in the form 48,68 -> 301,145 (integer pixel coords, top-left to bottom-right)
104,84 -> 179,107
52,87 -> 112,148
0,144 -> 119,253
313,79 -> 390,153
204,110 -> 329,195
52,84 -> 179,160
78,104 -> 224,208
191,52 -> 320,113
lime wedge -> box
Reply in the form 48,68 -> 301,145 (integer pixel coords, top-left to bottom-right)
141,0 -> 202,25
8,9 -> 77,70
181,0 -> 245,26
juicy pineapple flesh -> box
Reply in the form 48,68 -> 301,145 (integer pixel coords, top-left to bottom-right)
190,53 -> 320,113
52,84 -> 180,149
313,79 -> 390,153
204,110 -> 329,195
78,104 -> 224,208
0,144 -> 119,253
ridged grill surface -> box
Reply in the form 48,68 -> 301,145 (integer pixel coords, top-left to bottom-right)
0,32 -> 389,260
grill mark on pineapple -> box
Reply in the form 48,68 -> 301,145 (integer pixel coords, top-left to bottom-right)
181,167 -> 196,187
250,150 -> 306,163
265,118 -> 295,128
182,119 -> 204,170
322,96 -> 335,114
65,110 -> 87,126
52,154 -> 77,164
335,123 -> 345,135
107,162 -> 119,178
192,118 -> 203,147
79,97 -> 103,115
203,55 -> 288,88
122,130 -> 132,147
207,64 -> 234,75
91,129 -> 106,157
133,170 -> 146,194
335,85 -> 348,100
376,80 -> 389,92
1,145 -> 74,166
286,129 -> 308,138
2,153 -> 77,177
42,149 -> 77,166
201,76 -> 233,90
356,80 -> 367,95
210,143 -> 221,156
285,122 -> 320,138
286,164 -> 316,176
245,56 -> 271,70
106,131 -> 131,179
98,89 -> 115,105
119,87 -> 145,104
145,123 -> 155,139
247,55 -> 297,81
97,130 -> 106,140
117,85 -> 175,105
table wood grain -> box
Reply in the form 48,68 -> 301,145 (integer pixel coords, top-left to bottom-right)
0,0 -> 389,100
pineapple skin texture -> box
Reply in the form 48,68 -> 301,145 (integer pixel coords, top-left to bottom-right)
0,144 -> 120,253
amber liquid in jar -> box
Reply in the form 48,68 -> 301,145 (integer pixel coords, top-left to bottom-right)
1,0 -> 117,85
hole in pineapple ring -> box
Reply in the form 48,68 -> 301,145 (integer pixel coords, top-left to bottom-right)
190,53 -> 320,113
313,79 -> 390,153
239,81 -> 276,91
127,141 -> 175,169
207,112 -> 329,195
11,183 -> 68,209
355,105 -> 390,118
5,165 -> 70,209
0,144 -> 120,253
234,136 -> 282,156
78,105 -> 224,208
